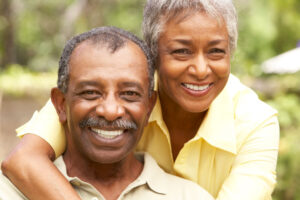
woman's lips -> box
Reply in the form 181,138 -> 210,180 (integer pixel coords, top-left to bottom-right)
181,82 -> 213,96
182,83 -> 210,91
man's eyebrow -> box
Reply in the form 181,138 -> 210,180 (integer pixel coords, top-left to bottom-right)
119,82 -> 144,91
76,81 -> 101,88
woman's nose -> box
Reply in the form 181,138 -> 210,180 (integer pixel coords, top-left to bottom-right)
187,54 -> 210,79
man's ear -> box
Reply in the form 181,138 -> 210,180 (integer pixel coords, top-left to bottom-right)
51,88 -> 67,124
146,91 -> 157,120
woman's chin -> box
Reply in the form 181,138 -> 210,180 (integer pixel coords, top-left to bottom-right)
180,102 -> 210,114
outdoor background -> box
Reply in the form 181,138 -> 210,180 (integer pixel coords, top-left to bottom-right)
0,0 -> 299,199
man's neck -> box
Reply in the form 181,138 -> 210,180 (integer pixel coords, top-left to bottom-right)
63,152 -> 143,200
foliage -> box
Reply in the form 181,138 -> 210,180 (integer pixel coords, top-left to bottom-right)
0,65 -> 56,98
263,74 -> 300,200
0,0 -> 144,71
233,0 -> 300,198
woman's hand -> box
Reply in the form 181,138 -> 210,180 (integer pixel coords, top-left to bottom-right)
1,134 -> 81,200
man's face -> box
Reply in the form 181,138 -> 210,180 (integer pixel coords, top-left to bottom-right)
52,41 -> 155,164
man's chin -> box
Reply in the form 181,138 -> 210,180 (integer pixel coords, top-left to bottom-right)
85,149 -> 131,164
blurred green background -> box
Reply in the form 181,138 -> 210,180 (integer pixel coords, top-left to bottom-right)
0,0 -> 299,199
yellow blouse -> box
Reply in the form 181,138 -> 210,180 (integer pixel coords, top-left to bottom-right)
17,74 -> 279,199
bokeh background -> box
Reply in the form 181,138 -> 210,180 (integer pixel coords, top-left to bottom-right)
0,0 -> 299,199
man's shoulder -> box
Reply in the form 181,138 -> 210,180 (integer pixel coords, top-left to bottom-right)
141,153 -> 214,199
163,172 -> 214,199
0,171 -> 27,200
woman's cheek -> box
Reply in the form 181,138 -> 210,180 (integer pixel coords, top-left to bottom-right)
210,60 -> 230,78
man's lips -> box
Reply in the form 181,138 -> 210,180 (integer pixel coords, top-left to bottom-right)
90,127 -> 125,139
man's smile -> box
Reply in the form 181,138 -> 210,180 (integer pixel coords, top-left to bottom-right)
90,128 -> 124,139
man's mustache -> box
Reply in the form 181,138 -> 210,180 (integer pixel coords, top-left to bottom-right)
79,117 -> 138,130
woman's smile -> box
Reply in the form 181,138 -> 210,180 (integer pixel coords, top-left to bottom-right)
181,82 -> 214,97
157,11 -> 230,113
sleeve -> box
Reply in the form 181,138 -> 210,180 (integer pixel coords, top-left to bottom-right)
16,99 -> 66,157
0,172 -> 28,200
216,115 -> 280,200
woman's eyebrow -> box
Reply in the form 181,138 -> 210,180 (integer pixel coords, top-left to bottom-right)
172,39 -> 192,45
208,39 -> 227,46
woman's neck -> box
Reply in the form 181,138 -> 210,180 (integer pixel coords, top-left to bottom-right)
159,89 -> 206,159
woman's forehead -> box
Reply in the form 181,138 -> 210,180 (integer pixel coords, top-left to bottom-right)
161,11 -> 226,35
161,9 -> 225,31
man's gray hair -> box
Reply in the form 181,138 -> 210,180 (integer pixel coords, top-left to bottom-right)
58,26 -> 154,95
143,0 -> 238,65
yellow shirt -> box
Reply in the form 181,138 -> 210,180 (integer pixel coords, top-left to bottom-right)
17,74 -> 279,200
0,153 -> 213,200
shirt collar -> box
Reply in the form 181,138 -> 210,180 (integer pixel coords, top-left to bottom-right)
193,79 -> 237,154
135,152 -> 168,194
148,75 -> 237,155
53,156 -> 81,183
148,96 -> 171,141
54,153 -> 168,195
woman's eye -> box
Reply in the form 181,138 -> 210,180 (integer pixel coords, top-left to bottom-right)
172,49 -> 191,55
208,48 -> 227,60
209,48 -> 226,54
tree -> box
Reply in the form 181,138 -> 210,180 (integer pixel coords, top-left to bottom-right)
0,0 -> 16,69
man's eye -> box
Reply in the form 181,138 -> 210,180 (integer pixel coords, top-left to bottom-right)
121,91 -> 141,102
79,90 -> 101,100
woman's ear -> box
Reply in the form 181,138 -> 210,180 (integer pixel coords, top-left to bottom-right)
51,88 -> 67,124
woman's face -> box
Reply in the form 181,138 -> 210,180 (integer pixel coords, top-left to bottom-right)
157,11 -> 230,113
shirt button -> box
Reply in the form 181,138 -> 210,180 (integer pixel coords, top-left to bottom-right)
91,197 -> 98,200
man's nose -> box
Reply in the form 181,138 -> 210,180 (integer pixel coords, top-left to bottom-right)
187,53 -> 210,79
95,94 -> 125,121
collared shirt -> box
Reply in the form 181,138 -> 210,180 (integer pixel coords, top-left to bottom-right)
0,153 -> 214,200
17,74 -> 279,200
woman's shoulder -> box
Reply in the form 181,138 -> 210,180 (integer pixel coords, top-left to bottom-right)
226,74 -> 277,125
224,75 -> 279,150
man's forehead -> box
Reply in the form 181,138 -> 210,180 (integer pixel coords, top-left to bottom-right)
70,40 -> 108,58
69,41 -> 148,69
70,39 -> 146,62
68,40 -> 149,90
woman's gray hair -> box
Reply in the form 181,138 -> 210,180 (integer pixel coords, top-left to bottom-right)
143,0 -> 238,65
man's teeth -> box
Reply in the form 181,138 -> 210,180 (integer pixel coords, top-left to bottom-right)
183,83 -> 210,91
91,128 -> 123,139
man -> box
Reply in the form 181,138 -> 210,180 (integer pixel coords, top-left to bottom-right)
0,27 -> 213,199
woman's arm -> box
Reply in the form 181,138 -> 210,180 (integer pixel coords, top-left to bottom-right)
1,134 -> 81,200
216,115 -> 280,200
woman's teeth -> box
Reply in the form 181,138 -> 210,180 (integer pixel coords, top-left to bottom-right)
91,128 -> 123,139
183,83 -> 210,91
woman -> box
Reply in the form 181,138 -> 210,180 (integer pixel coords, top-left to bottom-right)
2,0 -> 279,199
